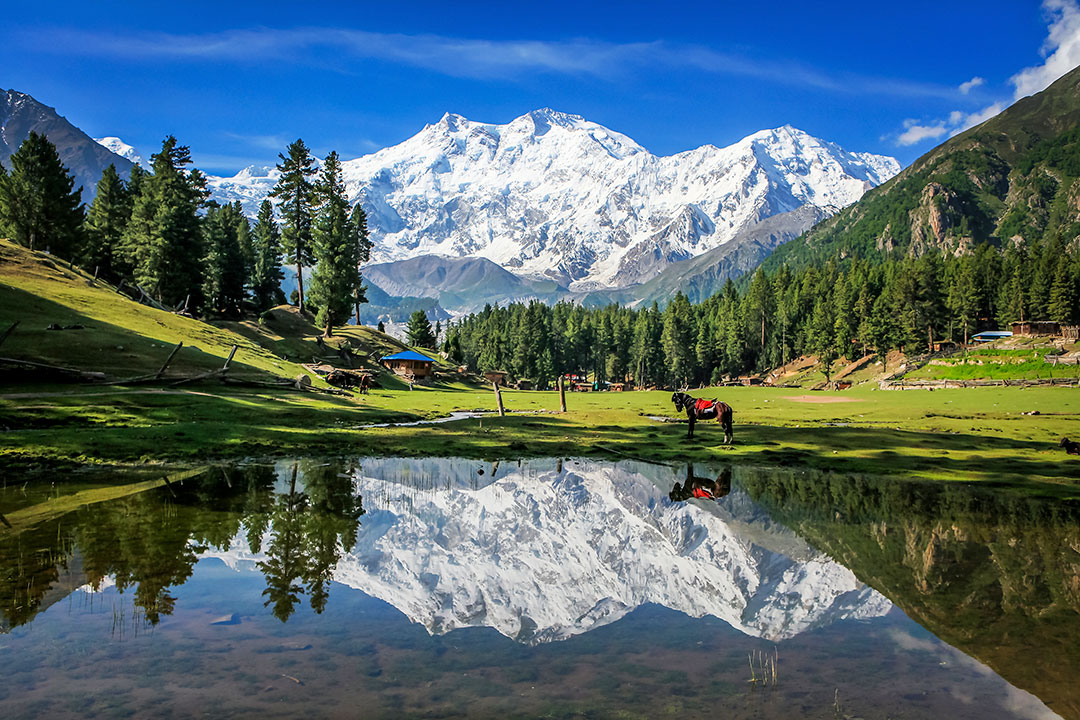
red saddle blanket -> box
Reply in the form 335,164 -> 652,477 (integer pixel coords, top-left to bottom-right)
694,398 -> 716,413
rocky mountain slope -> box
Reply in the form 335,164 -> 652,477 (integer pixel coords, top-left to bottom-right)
0,89 -> 134,201
207,458 -> 890,644
210,110 -> 899,292
761,64 -> 1080,273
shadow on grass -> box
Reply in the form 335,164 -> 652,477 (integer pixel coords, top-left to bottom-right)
0,285 -> 291,381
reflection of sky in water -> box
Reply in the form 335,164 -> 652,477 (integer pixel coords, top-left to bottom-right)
0,457 -> 1069,719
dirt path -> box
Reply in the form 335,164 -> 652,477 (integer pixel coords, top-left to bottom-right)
783,394 -> 863,404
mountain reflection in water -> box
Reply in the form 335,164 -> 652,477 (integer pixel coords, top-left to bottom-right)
0,457 -> 1074,719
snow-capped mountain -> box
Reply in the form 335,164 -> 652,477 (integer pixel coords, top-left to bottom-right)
206,458 -> 891,643
209,109 -> 899,290
94,137 -> 148,169
206,164 -> 281,214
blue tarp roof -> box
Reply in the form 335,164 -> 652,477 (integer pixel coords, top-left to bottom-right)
971,331 -> 1013,341
382,350 -> 437,362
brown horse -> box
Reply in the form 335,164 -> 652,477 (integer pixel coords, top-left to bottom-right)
671,392 -> 733,443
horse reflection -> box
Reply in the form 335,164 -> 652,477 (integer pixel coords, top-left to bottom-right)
669,465 -> 732,502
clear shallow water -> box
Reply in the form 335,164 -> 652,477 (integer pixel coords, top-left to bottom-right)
0,458 -> 1076,719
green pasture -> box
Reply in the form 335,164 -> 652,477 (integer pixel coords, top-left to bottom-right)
3,382 -> 1078,499
3,238 -> 1080,497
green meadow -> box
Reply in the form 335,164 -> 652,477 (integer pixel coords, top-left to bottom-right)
2,239 -> 1079,499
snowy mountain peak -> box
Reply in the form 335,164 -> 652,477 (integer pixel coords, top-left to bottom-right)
94,137 -> 148,169
208,110 -> 900,289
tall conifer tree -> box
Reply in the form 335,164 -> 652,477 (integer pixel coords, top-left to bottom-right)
202,202 -> 248,316
270,139 -> 317,313
308,152 -> 359,336
349,204 -> 372,325
120,136 -> 207,309
82,164 -> 132,278
251,200 -> 285,312
0,132 -> 84,256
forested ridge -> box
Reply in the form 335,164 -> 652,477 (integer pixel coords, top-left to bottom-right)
0,134 -> 372,336
442,239 -> 1077,387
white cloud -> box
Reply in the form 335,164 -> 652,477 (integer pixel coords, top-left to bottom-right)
958,76 -> 985,94
19,26 -> 959,98
897,122 -> 948,146
894,0 -> 1077,146
1011,0 -> 1080,99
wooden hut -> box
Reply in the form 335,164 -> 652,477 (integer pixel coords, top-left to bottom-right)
381,350 -> 436,382
1011,320 -> 1062,336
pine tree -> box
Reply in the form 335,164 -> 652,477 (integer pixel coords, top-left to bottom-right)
119,136 -> 207,309
348,204 -> 372,325
308,152 -> 360,336
631,304 -> 663,388
0,131 -> 85,256
808,299 -> 837,383
270,139 -> 317,313
406,310 -> 436,349
81,164 -> 132,279
1048,260 -> 1076,323
946,256 -> 980,344
251,200 -> 285,312
662,292 -> 697,387
202,202 -> 248,316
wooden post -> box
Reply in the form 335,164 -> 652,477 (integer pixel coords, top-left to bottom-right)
155,342 -> 183,379
493,381 -> 505,417
222,345 -> 238,371
558,374 -> 567,413
0,321 -> 19,350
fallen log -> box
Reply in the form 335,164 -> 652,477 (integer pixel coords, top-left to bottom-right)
0,356 -> 107,381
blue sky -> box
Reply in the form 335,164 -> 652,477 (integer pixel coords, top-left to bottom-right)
3,1 -> 1078,174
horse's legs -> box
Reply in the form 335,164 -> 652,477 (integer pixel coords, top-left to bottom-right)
687,412 -> 695,439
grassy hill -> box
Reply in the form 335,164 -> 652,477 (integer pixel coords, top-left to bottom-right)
0,239 -> 462,390
0,240 -> 312,381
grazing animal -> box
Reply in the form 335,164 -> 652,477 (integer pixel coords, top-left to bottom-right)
1061,437 -> 1080,455
671,391 -> 733,442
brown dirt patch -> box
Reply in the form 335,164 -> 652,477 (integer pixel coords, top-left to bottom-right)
783,394 -> 863,404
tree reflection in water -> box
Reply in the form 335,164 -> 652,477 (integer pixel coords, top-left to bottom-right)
740,469 -> 1080,720
0,461 -> 365,631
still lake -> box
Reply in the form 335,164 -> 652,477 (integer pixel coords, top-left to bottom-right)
1,457 -> 1077,719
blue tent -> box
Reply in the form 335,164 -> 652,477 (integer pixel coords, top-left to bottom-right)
970,331 -> 1013,342
381,350 -> 437,363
